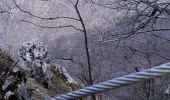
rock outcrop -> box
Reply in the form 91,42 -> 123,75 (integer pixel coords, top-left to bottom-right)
0,49 -> 31,100
19,38 -> 52,88
0,39 -> 82,100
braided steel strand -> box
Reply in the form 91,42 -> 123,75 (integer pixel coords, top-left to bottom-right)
51,62 -> 170,100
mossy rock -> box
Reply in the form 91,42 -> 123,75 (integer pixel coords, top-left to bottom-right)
0,49 -> 85,100
0,49 -> 14,98
66,82 -> 83,90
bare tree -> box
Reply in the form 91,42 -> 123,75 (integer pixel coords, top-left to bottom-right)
2,0 -> 170,100
85,0 -> 170,99
11,0 -> 97,99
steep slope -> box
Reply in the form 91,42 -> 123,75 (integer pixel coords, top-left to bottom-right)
0,40 -> 82,100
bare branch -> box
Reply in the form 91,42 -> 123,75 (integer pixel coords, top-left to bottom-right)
12,0 -> 80,21
20,20 -> 83,32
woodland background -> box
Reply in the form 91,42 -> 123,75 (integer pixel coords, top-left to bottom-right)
1,0 -> 170,100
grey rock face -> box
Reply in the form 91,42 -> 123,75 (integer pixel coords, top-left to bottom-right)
55,64 -> 77,83
18,82 -> 32,100
4,91 -> 14,100
2,76 -> 16,91
2,68 -> 31,100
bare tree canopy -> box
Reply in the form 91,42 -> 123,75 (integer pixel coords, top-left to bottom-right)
1,0 -> 170,100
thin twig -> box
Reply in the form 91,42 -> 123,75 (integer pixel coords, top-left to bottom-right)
20,20 -> 83,32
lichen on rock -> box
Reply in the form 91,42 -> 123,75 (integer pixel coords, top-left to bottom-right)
18,39 -> 82,98
0,39 -> 83,100
18,38 -> 52,88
